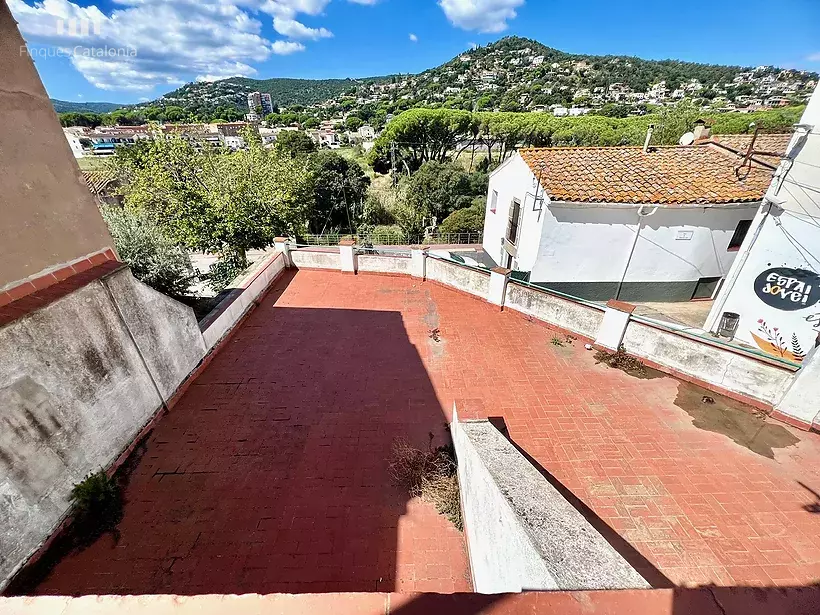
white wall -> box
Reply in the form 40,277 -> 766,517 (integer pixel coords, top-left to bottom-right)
706,84 -> 820,363
532,203 -> 756,285
482,154 -> 544,270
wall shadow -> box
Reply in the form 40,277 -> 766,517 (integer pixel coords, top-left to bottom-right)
487,416 -> 674,589
8,270 -> 454,596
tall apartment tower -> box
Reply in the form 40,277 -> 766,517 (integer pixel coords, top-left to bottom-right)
247,91 -> 273,116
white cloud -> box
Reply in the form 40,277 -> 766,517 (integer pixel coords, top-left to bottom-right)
409,33 -> 418,42
439,0 -> 524,33
271,40 -> 306,54
9,0 -> 272,91
347,0 -> 380,4
807,52 -> 820,62
8,0 -> 377,92
273,16 -> 332,39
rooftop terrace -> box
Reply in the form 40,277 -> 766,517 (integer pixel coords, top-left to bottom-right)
15,268 -> 820,595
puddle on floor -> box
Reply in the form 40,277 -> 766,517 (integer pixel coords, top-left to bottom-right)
674,383 -> 800,459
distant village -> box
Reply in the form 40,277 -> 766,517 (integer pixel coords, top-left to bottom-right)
63,90 -> 378,158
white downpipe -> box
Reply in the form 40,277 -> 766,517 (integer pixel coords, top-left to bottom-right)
615,205 -> 658,301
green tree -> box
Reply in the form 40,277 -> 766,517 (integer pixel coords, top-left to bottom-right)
275,130 -> 317,157
438,200 -> 486,235
116,129 -> 313,273
308,151 -> 371,233
345,116 -> 364,131
302,117 -> 320,129
401,161 -> 479,227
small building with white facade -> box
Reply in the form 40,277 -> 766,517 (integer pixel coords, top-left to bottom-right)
482,139 -> 786,302
705,85 -> 820,367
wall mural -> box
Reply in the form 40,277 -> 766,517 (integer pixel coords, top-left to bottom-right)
750,268 -> 820,362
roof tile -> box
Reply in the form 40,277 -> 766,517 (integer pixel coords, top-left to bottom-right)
519,143 -> 778,206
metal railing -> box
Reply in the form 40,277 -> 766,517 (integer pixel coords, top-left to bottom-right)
299,232 -> 483,247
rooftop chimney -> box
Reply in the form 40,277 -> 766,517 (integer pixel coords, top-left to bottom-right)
643,124 -> 655,153
693,119 -> 711,141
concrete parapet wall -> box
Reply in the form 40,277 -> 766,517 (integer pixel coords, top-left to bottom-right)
622,320 -> 794,406
452,411 -> 650,593
201,253 -> 286,350
290,249 -> 340,270
426,257 -> 490,298
0,268 -> 206,589
504,281 -> 604,339
357,254 -> 412,275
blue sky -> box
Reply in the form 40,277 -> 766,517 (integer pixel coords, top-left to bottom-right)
9,0 -> 820,104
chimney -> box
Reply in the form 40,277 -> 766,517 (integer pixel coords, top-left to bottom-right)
643,124 -> 655,153
693,119 -> 711,141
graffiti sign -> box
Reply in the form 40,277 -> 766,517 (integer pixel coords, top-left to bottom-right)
754,268 -> 820,311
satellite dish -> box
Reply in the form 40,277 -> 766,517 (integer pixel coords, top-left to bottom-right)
679,132 -> 696,146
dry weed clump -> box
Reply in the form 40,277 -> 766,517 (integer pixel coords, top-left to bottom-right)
389,436 -> 463,530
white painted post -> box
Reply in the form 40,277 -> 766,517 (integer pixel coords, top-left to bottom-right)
411,246 -> 428,280
774,348 -> 820,429
594,300 -> 636,351
488,267 -> 511,308
339,239 -> 357,274
273,237 -> 292,268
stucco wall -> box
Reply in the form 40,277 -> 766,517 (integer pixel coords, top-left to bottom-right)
622,320 -> 794,405
482,154 -> 544,270
704,86 -> 820,369
530,203 -> 756,301
453,413 -> 649,593
357,254 -> 412,275
0,4 -> 114,291
426,257 -> 491,298
504,281 -> 605,338
290,249 -> 340,270
0,268 -> 206,589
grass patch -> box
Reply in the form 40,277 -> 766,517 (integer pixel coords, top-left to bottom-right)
390,435 -> 463,530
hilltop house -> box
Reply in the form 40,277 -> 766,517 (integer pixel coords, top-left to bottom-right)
482,134 -> 791,302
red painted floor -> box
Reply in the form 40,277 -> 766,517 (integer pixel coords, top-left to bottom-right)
29,269 -> 820,594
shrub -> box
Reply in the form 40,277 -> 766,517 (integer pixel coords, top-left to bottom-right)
369,225 -> 407,244
207,251 -> 250,292
69,470 -> 123,544
438,201 -> 486,235
101,206 -> 194,298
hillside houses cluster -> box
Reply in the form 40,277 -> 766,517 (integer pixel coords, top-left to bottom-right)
63,120 -> 378,158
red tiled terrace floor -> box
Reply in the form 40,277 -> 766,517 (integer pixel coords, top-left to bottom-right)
26,269 -> 820,594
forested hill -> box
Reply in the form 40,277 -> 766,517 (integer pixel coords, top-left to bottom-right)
147,76 -> 385,118
51,99 -> 123,113
58,36 -> 817,121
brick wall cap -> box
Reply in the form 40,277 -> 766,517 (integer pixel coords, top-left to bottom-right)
339,240 -> 356,247
491,267 -> 512,276
606,299 -> 637,314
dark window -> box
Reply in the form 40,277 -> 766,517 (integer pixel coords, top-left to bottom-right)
728,219 -> 753,251
692,277 -> 722,300
506,199 -> 522,245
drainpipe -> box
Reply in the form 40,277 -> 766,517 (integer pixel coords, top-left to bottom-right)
615,205 -> 658,301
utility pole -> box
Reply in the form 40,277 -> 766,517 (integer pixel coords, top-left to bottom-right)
390,141 -> 397,187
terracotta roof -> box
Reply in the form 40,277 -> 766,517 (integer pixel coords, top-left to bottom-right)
706,133 -> 793,167
518,145 -> 775,206
82,169 -> 118,195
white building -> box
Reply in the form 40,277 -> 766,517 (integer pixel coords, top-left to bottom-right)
63,127 -> 87,158
481,139 -> 785,302
705,85 -> 820,366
